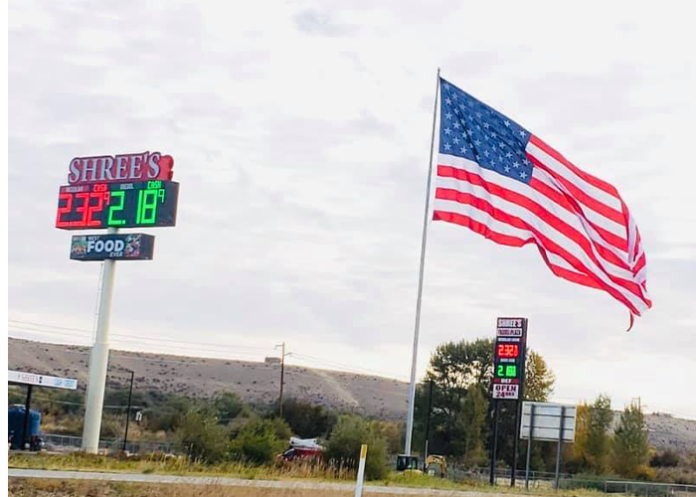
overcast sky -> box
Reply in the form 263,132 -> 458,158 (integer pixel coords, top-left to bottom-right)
8,1 -> 695,418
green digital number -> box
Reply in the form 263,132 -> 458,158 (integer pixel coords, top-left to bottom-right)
107,191 -> 126,226
496,364 -> 518,378
136,188 -> 166,225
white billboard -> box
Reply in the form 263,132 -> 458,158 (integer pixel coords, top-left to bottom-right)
520,402 -> 576,442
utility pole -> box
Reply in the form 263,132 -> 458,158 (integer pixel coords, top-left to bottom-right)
122,370 -> 134,452
275,343 -> 290,419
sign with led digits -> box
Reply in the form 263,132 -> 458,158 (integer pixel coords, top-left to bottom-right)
492,317 -> 528,400
56,180 -> 179,230
70,234 -> 155,261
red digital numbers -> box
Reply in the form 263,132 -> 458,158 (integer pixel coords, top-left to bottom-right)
55,193 -> 74,228
55,190 -> 111,228
497,343 -> 519,358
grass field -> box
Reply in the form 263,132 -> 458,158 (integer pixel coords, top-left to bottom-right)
8,453 -> 607,497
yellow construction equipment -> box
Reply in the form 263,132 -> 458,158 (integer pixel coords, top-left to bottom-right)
424,455 -> 447,478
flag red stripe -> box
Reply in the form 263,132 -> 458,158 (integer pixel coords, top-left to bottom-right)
433,192 -> 641,314
437,166 -> 636,278
434,209 -> 605,291
432,210 -> 527,247
529,177 -> 629,252
529,157 -> 626,226
529,135 -> 621,200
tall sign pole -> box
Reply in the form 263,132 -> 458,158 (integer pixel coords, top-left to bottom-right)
55,151 -> 178,454
82,228 -> 118,452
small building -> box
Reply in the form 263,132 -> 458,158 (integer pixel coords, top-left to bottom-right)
264,357 -> 281,365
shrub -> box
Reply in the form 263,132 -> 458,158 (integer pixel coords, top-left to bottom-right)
214,392 -> 244,423
228,419 -> 286,465
650,449 -> 680,468
280,398 -> 337,438
633,464 -> 657,481
176,411 -> 228,463
325,415 -> 388,481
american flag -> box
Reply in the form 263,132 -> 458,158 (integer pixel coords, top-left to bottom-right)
433,78 -> 651,319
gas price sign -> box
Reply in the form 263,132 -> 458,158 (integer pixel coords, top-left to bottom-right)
492,317 -> 528,400
56,180 -> 179,230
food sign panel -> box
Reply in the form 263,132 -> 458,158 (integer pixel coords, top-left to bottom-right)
70,234 -> 155,261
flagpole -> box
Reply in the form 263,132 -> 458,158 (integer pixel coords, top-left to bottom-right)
404,67 -> 440,456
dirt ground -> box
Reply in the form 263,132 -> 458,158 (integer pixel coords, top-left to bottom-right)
8,478 -> 433,497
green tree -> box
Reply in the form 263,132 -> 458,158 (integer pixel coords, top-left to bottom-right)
214,392 -> 244,423
524,351 -> 555,401
414,337 -> 555,462
414,339 -> 494,456
177,410 -> 228,463
280,398 -> 337,438
325,415 -> 388,480
574,394 -> 614,473
458,384 -> 489,466
228,419 -> 287,465
613,402 -> 649,478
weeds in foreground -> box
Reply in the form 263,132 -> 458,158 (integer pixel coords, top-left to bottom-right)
8,452 -> 356,481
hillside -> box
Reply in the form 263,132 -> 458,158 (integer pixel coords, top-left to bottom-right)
8,338 -> 696,453
8,338 -> 408,420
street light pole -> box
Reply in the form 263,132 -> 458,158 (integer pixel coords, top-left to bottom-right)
122,370 -> 134,453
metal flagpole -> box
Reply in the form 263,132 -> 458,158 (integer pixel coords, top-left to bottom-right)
82,227 -> 119,453
404,68 -> 441,456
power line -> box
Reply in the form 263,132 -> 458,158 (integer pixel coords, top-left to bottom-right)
10,320 -> 410,382
9,319 -> 274,351
290,353 -> 409,381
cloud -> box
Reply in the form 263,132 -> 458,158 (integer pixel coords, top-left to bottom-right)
8,0 -> 696,418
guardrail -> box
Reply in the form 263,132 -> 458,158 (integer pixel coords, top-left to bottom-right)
449,466 -> 696,496
40,433 -> 180,455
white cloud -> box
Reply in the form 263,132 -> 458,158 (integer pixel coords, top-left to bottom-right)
8,0 -> 696,418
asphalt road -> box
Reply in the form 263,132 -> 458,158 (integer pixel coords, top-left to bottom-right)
8,468 -> 493,496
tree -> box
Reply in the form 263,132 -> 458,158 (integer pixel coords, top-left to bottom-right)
458,384 -> 488,466
414,338 -> 555,461
177,410 -> 228,463
325,415 -> 388,480
524,351 -> 555,401
414,339 -> 493,456
280,398 -> 337,438
574,394 -> 614,474
214,392 -> 244,423
228,419 -> 287,465
612,402 -> 649,478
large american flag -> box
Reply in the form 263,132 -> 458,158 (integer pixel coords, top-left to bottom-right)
433,78 -> 651,318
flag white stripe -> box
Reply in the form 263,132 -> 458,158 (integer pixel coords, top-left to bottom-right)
434,195 -> 648,313
434,180 -> 642,296
432,199 -> 591,279
531,166 -> 629,241
526,141 -> 624,214
437,156 -> 635,279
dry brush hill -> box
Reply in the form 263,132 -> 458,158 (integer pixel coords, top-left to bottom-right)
8,337 -> 696,453
8,338 -> 408,420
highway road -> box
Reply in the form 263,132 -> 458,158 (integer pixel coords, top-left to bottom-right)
8,468 -> 495,496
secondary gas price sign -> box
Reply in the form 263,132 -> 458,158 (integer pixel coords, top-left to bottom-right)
492,317 -> 528,400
